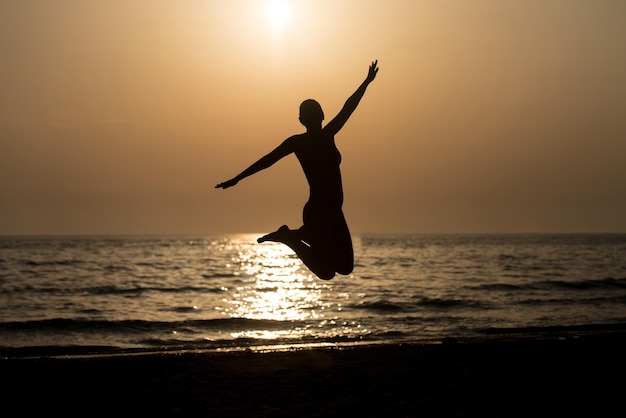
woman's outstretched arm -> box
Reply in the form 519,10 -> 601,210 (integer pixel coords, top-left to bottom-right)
325,60 -> 379,136
215,137 -> 295,189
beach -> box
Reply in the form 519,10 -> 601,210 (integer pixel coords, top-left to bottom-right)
3,331 -> 625,417
2,234 -> 625,416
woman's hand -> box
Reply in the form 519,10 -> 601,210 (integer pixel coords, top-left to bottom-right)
366,60 -> 379,83
215,178 -> 239,189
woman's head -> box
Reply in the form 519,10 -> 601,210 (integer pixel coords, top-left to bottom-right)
299,99 -> 324,127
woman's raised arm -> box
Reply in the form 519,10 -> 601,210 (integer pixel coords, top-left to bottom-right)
325,60 -> 379,136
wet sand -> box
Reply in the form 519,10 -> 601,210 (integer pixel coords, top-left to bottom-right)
3,332 -> 626,417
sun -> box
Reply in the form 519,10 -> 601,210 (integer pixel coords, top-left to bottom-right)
264,0 -> 292,31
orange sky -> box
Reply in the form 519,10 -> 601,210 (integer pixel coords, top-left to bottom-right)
1,0 -> 625,235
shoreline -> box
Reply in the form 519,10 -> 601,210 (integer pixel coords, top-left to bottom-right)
3,331 -> 625,417
4,321 -> 626,360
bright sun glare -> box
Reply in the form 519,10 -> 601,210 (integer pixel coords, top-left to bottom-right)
264,0 -> 292,30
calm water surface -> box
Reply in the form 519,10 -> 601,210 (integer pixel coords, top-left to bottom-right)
1,234 -> 625,354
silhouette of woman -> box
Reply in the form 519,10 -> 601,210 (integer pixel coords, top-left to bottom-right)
216,60 -> 379,280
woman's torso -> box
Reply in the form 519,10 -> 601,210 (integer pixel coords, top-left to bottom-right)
293,131 -> 343,208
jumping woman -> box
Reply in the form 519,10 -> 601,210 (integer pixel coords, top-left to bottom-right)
216,60 -> 379,280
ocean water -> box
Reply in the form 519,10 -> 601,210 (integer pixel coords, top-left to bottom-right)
1,234 -> 625,356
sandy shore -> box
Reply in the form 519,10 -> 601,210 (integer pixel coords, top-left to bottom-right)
3,332 -> 626,417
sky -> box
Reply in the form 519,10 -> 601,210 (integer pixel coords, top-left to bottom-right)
1,0 -> 625,235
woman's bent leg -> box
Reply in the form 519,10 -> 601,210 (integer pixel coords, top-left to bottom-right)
333,211 -> 354,275
258,203 -> 352,280
302,209 -> 353,277
258,225 -> 336,280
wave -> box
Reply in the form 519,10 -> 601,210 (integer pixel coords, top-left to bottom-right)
352,300 -> 406,312
135,332 -> 379,348
0,333 -> 396,358
22,259 -> 86,267
1,284 -> 227,296
473,277 -> 626,292
537,277 -> 626,290
0,317 -> 306,334
479,322 -> 626,336
516,294 -> 626,307
414,296 -> 485,309
0,317 -> 395,358
350,297 -> 484,313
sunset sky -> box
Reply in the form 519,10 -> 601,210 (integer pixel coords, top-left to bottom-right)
1,0 -> 625,235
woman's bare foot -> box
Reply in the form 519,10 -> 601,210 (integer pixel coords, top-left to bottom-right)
257,225 -> 291,243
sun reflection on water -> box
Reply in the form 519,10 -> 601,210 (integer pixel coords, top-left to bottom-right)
224,239 -> 331,326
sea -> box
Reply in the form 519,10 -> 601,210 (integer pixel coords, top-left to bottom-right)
1,233 -> 625,357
